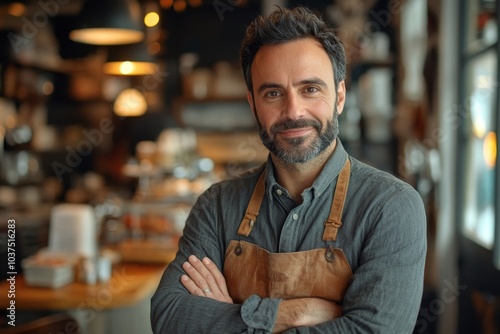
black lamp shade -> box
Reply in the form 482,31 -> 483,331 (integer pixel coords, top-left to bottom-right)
104,42 -> 158,75
70,0 -> 145,45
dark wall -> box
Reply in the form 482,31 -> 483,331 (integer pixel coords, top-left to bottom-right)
161,2 -> 261,66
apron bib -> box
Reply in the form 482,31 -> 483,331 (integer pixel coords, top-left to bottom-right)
223,159 -> 353,304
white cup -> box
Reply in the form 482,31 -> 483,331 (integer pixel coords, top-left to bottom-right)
97,256 -> 112,283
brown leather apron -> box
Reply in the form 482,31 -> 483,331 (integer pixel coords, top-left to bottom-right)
223,159 -> 353,304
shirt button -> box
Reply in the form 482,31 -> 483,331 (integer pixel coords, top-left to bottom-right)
276,189 -> 283,196
292,213 -> 299,220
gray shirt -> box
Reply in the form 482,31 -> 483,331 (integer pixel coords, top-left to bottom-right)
151,139 -> 427,333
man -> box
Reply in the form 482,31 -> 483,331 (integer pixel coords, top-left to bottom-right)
151,7 -> 426,333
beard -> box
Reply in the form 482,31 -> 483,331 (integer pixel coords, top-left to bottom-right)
256,106 -> 339,164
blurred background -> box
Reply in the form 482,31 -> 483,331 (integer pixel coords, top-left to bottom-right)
0,0 -> 498,333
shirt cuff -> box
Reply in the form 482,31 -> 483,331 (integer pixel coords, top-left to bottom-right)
241,295 -> 281,333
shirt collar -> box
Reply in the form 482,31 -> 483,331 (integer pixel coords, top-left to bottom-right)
264,138 -> 349,201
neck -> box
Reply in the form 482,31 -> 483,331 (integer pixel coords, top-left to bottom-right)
271,140 -> 337,204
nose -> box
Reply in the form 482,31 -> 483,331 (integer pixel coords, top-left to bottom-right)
283,92 -> 305,120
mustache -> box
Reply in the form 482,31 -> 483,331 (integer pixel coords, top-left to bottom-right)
270,118 -> 321,134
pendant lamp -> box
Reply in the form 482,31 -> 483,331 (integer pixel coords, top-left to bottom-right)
70,0 -> 144,45
104,42 -> 158,75
114,88 -> 148,117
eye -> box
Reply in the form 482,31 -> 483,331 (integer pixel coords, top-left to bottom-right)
264,90 -> 282,98
304,86 -> 319,94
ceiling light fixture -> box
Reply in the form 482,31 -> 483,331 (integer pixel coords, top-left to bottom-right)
69,0 -> 144,45
113,88 -> 147,117
103,42 -> 158,76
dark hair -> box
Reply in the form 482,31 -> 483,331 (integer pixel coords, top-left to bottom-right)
240,6 -> 347,93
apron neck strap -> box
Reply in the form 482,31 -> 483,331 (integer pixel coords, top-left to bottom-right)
237,167 -> 267,236
237,158 -> 351,240
322,158 -> 351,241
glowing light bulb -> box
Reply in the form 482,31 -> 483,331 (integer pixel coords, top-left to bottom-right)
145,12 -> 160,27
119,61 -> 134,75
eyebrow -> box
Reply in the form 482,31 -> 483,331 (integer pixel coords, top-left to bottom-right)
256,77 -> 329,94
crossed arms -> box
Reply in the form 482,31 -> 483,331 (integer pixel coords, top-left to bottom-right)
180,254 -> 342,333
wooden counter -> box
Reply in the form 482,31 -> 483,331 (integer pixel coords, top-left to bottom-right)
0,263 -> 166,310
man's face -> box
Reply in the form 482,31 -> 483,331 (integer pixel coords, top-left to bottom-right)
247,37 -> 346,164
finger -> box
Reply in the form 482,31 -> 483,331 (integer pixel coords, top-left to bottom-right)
188,255 -> 219,291
184,256 -> 233,303
182,259 -> 210,295
183,256 -> 220,296
201,257 -> 232,299
180,274 -> 205,296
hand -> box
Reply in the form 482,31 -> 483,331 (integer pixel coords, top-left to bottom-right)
181,255 -> 233,304
273,297 -> 342,333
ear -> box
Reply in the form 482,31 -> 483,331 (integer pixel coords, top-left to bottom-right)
336,81 -> 346,115
247,90 -> 255,113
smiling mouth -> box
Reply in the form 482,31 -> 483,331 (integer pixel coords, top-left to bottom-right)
270,118 -> 320,139
278,127 -> 314,137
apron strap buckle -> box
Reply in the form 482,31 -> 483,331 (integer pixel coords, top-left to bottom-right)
322,219 -> 342,241
237,212 -> 259,236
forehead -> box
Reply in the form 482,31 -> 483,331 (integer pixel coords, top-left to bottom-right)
250,37 -> 334,86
